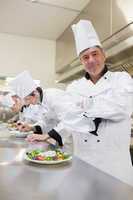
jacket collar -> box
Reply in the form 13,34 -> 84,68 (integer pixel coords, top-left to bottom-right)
78,69 -> 112,97
85,65 -> 108,80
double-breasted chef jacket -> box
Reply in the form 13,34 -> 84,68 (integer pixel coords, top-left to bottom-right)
61,69 -> 133,186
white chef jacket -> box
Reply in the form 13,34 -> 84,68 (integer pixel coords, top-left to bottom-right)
28,88 -> 73,147
19,104 -> 43,124
32,88 -> 66,133
64,70 -> 133,186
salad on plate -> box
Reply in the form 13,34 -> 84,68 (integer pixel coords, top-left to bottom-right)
25,148 -> 72,164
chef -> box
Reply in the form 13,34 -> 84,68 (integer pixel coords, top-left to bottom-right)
0,93 -> 23,122
16,80 -> 42,124
1,92 -> 39,124
24,21 -> 133,185
63,20 -> 133,185
9,70 -> 73,148
0,93 -> 15,108
0,92 -> 24,114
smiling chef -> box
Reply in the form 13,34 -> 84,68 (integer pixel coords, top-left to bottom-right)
63,20 -> 133,186
18,19 -> 133,186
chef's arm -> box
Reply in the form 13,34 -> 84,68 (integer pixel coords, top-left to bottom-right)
49,121 -> 74,150
32,121 -> 63,142
26,129 -> 63,147
84,72 -> 133,121
67,72 -> 133,122
27,110 -> 72,147
84,94 -> 133,121
32,118 -> 47,134
47,129 -> 63,146
33,125 -> 43,134
8,113 -> 19,123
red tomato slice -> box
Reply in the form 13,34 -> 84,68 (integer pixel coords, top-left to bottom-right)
35,155 -> 45,161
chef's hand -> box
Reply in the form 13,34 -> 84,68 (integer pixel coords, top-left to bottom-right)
17,122 -> 32,132
26,133 -> 49,142
16,121 -> 23,130
7,118 -> 15,124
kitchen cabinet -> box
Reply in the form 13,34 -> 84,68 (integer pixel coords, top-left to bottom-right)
112,0 -> 133,34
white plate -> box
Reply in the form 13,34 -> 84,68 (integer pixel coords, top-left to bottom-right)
8,127 -> 17,131
10,130 -> 33,138
24,154 -> 72,165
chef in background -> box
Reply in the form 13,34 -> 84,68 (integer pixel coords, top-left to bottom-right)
0,93 -> 15,109
9,71 -> 73,148
0,92 -> 39,124
0,93 -> 23,122
16,80 -> 42,125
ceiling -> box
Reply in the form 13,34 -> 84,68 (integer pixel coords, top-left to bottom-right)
0,0 -> 90,40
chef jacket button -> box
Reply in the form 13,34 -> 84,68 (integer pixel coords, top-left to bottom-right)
89,96 -> 92,98
84,139 -> 88,142
97,139 -> 100,142
104,77 -> 107,79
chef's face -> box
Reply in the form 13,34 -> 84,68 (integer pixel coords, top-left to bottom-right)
11,96 -> 23,113
24,90 -> 39,105
80,46 -> 106,79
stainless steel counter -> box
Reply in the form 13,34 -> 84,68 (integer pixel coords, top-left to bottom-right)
0,134 -> 133,200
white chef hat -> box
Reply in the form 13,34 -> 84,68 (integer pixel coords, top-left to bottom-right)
0,94 -> 14,108
9,71 -> 37,99
72,20 -> 102,56
34,80 -> 40,86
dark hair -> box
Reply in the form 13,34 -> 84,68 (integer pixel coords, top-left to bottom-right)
36,87 -> 43,103
20,105 -> 27,113
79,45 -> 104,57
28,87 -> 43,103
